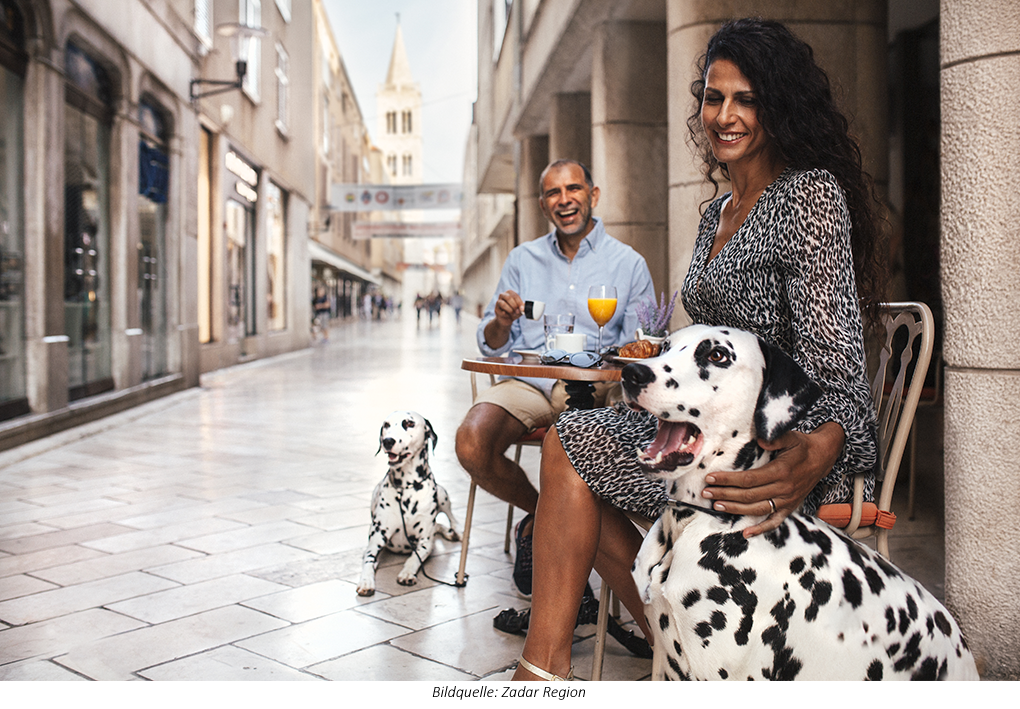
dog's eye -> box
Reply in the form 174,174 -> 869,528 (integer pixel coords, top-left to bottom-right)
708,347 -> 731,364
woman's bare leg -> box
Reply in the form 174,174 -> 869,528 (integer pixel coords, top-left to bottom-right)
512,428 -> 650,680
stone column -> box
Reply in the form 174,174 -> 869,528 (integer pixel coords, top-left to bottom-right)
940,0 -> 1020,680
517,134 -> 549,242
549,92 -> 591,167
591,21 -> 668,294
23,51 -> 69,413
666,0 -> 887,323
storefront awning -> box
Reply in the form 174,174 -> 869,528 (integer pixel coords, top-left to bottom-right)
308,241 -> 380,286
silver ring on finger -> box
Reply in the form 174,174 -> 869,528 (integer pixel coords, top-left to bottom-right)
768,498 -> 777,515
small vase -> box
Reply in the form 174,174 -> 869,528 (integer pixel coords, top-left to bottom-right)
636,328 -> 666,346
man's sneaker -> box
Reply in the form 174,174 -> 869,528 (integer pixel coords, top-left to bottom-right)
512,513 -> 534,598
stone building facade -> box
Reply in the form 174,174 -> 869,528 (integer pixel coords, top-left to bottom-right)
0,0 -> 380,450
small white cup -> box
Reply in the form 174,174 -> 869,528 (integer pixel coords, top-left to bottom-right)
555,332 -> 587,352
524,300 -> 546,320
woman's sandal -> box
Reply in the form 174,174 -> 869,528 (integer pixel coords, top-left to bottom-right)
517,655 -> 574,681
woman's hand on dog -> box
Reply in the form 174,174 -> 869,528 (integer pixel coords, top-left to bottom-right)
701,422 -> 845,538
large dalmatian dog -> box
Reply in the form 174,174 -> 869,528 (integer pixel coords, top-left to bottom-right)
622,325 -> 978,680
357,411 -> 460,596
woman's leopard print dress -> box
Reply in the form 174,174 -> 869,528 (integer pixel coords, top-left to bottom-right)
559,168 -> 878,519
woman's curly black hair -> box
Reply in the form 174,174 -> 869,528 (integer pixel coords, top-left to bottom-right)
687,17 -> 887,327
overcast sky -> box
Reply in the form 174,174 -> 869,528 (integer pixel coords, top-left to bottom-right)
321,0 -> 477,185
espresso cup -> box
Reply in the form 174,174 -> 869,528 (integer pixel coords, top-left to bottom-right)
524,300 -> 546,320
555,332 -> 587,352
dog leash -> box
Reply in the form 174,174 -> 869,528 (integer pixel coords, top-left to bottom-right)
397,491 -> 466,589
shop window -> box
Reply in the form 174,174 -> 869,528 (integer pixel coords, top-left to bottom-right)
267,182 -> 286,331
138,99 -> 169,380
64,43 -> 114,401
239,0 -> 262,100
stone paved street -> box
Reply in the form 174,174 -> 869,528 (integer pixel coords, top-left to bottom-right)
0,309 -> 947,685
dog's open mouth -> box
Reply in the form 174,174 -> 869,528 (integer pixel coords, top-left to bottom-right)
387,452 -> 407,464
637,420 -> 703,471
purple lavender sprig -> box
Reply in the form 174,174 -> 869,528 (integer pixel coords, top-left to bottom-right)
637,290 -> 677,337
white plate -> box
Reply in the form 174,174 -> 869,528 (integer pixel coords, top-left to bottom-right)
613,356 -> 648,363
513,349 -> 543,358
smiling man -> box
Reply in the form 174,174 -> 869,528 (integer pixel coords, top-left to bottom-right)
455,159 -> 654,598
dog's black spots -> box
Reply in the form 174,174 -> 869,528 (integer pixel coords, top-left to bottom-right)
810,553 -> 828,570
740,568 -> 757,585
681,589 -> 701,608
790,557 -> 806,574
798,570 -> 816,590
695,621 -> 714,639
718,668 -> 728,679
863,567 -> 885,595
898,608 -> 911,635
906,594 -> 919,620
689,408 -> 701,418
665,378 -> 679,389
804,580 -> 832,622
402,418 -> 416,430
673,640 -> 683,658
866,660 -> 884,680
666,654 -> 683,678
885,607 -> 897,633
732,430 -> 738,437
719,531 -> 749,559
873,553 -> 903,580
659,567 -> 670,585
837,632 -> 844,642
842,569 -> 863,608
661,412 -> 671,419
933,611 -> 953,637
886,642 -> 900,657
733,440 -> 762,470
791,516 -> 832,556
763,526 -> 791,553
911,656 -> 941,681
698,463 -> 706,469
411,480 -> 424,491
659,613 -> 670,631
662,364 -> 672,372
893,632 -> 923,672
707,586 -> 729,604
713,386 -> 718,392
676,404 -> 685,412
711,610 -> 727,630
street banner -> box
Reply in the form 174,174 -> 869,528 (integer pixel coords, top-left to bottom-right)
352,221 -> 462,240
331,183 -> 463,211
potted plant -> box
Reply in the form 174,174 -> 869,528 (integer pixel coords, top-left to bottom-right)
635,290 -> 677,344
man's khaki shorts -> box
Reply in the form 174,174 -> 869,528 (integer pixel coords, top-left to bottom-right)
471,378 -> 622,431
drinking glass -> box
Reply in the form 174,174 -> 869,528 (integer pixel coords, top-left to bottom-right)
587,285 -> 617,353
543,313 -> 575,351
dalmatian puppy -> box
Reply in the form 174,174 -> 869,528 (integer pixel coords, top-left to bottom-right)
623,324 -> 978,681
357,411 -> 460,596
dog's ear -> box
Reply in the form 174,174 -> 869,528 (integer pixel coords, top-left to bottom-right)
754,337 -> 823,442
424,418 -> 438,452
376,422 -> 384,456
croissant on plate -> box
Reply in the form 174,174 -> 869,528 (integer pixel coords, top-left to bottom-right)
618,340 -> 660,358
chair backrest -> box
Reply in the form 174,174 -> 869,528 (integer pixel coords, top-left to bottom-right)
869,302 -> 935,512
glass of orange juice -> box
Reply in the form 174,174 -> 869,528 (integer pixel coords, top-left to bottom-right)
587,285 -> 618,354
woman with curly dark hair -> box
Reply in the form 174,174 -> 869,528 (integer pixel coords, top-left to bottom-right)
510,18 -> 885,681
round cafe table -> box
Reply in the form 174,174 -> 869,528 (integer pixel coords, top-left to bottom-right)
460,353 -> 623,409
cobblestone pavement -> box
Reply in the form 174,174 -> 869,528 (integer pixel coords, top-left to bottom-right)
0,310 -> 945,684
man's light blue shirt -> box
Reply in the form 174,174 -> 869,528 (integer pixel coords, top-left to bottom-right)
477,217 -> 655,396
